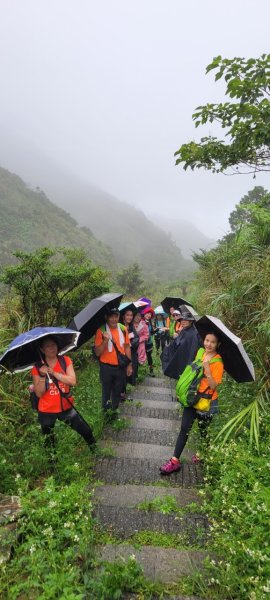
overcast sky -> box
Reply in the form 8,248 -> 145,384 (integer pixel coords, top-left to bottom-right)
0,0 -> 269,238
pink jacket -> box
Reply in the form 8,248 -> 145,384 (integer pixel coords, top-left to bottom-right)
134,320 -> 149,364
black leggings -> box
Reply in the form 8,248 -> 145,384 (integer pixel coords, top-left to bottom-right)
146,350 -> 153,369
38,408 -> 95,449
174,406 -> 212,459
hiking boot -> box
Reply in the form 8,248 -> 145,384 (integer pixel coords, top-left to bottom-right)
160,458 -> 181,475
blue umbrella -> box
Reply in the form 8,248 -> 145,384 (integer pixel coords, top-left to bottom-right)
0,327 -> 80,373
154,305 -> 167,315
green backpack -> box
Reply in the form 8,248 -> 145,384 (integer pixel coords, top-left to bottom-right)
176,348 -> 222,408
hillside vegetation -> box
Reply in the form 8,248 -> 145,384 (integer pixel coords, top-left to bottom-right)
0,167 -> 115,270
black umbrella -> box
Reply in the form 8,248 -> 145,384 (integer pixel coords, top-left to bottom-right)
161,296 -> 194,313
195,315 -> 255,383
68,292 -> 124,348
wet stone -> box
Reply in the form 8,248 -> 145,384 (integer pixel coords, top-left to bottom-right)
94,505 -> 208,544
94,484 -> 201,508
121,405 -> 181,420
98,544 -> 208,583
94,457 -> 204,486
103,427 -> 178,446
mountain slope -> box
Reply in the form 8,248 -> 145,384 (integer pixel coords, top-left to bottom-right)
0,167 -> 115,270
151,214 -> 216,259
52,187 -> 194,281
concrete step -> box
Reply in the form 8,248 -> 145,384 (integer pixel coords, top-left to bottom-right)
136,385 -> 175,396
125,399 -> 178,411
103,426 -> 178,447
98,544 -> 208,583
94,484 -> 201,509
94,457 -> 203,486
143,377 -> 170,387
121,404 -> 181,420
133,391 -> 174,402
99,440 -> 193,461
94,505 -> 207,544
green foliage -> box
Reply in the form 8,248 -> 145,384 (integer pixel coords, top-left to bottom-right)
228,186 -> 270,232
137,494 -> 179,514
1,247 -> 110,327
116,262 -> 144,295
175,54 -> 270,175
0,166 -> 116,271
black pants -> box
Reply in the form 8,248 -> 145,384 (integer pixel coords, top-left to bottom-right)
146,349 -> 153,370
155,334 -> 167,352
100,363 -> 125,411
174,406 -> 213,459
38,408 -> 95,448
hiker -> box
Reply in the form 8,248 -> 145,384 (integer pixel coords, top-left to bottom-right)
94,308 -> 132,413
133,311 -> 149,366
153,311 -> 168,353
165,306 -> 177,340
161,310 -> 201,380
32,336 -> 96,455
160,331 -> 224,474
120,308 -> 139,399
141,307 -> 155,377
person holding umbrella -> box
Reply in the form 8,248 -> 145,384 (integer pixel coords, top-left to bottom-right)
32,335 -> 96,458
141,306 -> 156,377
120,306 -> 139,399
94,307 -> 132,415
160,330 -> 224,474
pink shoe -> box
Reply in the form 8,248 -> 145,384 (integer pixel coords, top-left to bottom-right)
160,458 -> 181,475
191,454 -> 201,464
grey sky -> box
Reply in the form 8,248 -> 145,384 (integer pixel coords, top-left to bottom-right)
0,0 -> 269,238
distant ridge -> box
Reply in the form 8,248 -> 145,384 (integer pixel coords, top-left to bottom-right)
0,166 -> 115,270
151,214 -> 216,259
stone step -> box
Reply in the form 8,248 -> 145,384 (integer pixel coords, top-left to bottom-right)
98,544 -> 208,583
99,440 -> 193,461
103,426 -> 178,447
136,385 -> 175,396
94,457 -> 203,486
143,377 -> 170,387
94,505 -> 207,544
117,416 -> 180,431
121,405 -> 180,420
94,484 -> 201,509
126,399 -> 178,411
133,391 -> 174,402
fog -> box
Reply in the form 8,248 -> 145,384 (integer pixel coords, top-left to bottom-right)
0,0 -> 269,239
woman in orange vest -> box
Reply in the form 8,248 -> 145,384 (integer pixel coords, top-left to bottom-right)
32,336 -> 95,457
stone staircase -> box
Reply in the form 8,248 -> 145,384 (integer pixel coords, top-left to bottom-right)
93,375 -> 207,597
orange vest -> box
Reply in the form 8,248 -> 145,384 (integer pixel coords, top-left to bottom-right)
31,356 -> 74,413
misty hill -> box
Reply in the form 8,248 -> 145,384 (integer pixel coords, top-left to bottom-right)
52,187 -> 194,281
151,214 -> 216,259
0,167 -> 115,270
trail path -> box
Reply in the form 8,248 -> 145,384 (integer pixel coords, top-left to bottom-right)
93,374 -> 208,598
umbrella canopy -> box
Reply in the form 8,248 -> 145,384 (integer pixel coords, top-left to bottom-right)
134,300 -> 148,309
68,292 -> 124,348
154,305 -> 167,315
195,315 -> 255,383
119,302 -> 137,315
138,297 -> 151,307
0,327 -> 80,373
161,297 -> 194,313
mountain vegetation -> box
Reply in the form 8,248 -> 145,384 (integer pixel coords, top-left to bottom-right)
0,166 -> 194,282
0,166 -> 115,271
